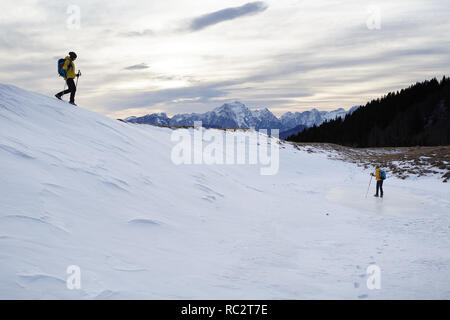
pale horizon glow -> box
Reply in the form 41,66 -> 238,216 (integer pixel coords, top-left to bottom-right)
0,0 -> 449,118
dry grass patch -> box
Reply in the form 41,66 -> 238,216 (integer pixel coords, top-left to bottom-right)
289,142 -> 450,182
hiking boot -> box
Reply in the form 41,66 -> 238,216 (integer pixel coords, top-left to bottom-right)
374,194 -> 379,197
55,94 -> 62,100
69,101 -> 77,106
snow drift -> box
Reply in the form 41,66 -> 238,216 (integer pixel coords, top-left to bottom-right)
0,84 -> 449,299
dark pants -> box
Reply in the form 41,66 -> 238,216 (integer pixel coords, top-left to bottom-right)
376,180 -> 384,197
57,78 -> 76,103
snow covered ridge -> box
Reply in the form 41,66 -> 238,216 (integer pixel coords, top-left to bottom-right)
125,101 -> 359,134
1,83 -> 450,299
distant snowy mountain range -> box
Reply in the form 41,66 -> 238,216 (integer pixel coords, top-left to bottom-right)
125,102 -> 359,137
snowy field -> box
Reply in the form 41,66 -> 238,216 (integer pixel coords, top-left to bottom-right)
0,84 -> 449,299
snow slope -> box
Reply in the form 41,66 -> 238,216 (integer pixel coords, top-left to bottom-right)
0,84 -> 449,299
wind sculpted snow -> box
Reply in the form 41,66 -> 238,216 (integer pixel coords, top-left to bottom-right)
0,84 -> 449,299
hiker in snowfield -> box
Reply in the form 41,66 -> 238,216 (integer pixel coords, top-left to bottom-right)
55,52 -> 79,105
371,165 -> 386,198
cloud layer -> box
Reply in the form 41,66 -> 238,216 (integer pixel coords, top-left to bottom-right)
124,63 -> 150,70
0,0 -> 449,118
189,1 -> 268,31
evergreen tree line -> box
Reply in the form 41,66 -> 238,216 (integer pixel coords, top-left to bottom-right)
288,77 -> 450,147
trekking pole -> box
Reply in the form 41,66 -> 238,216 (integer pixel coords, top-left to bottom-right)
75,70 -> 81,87
365,175 -> 373,198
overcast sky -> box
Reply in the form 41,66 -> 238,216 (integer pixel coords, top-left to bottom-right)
0,0 -> 449,118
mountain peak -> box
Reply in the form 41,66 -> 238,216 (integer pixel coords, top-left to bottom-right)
126,102 -> 355,134
216,101 -> 247,111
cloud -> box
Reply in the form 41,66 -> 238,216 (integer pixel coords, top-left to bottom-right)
124,63 -> 150,70
105,76 -> 314,116
189,1 -> 268,31
121,29 -> 154,37
107,80 -> 241,112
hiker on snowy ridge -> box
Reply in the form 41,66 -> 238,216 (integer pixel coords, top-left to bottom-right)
371,165 -> 386,198
55,52 -> 79,106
